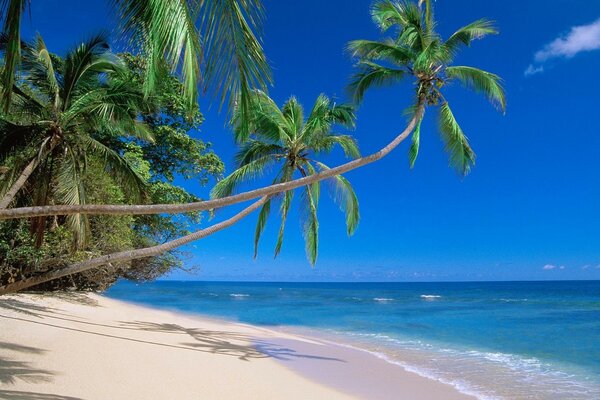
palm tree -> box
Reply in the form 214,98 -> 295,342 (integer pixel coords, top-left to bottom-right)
348,0 -> 506,175
0,0 -> 271,119
211,91 -> 360,264
0,33 -> 151,247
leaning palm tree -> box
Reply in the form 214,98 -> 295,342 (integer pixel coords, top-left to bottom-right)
0,33 -> 151,246
211,91 -> 360,264
348,0 -> 506,175
0,0 -> 271,120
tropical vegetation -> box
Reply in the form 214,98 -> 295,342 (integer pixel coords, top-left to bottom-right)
0,37 -> 223,290
0,0 -> 505,294
348,0 -> 506,175
212,92 -> 360,264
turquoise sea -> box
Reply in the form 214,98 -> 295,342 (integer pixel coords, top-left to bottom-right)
106,280 -> 600,399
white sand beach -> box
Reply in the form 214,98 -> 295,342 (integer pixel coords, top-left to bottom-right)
0,293 -> 474,400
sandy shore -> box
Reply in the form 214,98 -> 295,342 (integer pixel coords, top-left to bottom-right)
0,293 -> 474,400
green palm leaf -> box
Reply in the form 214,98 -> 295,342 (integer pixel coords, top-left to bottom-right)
408,116 -> 422,168
301,184 -> 319,265
347,39 -> 414,64
311,134 -> 360,159
234,140 -> 284,166
438,102 -> 475,175
446,65 -> 506,112
0,0 -> 27,112
253,197 -> 271,258
54,146 -> 90,248
348,61 -> 405,103
112,0 -> 202,112
445,19 -> 497,53
274,189 -> 293,258
210,155 -> 275,198
314,161 -> 359,236
200,0 -> 272,129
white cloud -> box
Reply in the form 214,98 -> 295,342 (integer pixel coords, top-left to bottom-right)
525,18 -> 600,76
524,64 -> 544,76
535,18 -> 600,61
543,264 -> 557,270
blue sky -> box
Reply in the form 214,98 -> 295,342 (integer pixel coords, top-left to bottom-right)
22,0 -> 600,281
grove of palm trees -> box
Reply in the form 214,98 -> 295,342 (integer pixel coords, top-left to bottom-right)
0,0 -> 505,294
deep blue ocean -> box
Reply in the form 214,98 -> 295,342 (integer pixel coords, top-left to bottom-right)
105,280 -> 600,399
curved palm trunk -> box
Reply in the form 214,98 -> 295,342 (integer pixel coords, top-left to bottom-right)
0,197 -> 268,295
0,138 -> 57,209
0,155 -> 41,209
0,106 -> 423,220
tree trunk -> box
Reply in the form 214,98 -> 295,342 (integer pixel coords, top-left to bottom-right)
0,137 -> 57,209
0,156 -> 41,209
0,107 -> 423,219
0,197 -> 268,295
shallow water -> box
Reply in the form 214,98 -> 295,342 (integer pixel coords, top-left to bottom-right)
106,280 -> 600,399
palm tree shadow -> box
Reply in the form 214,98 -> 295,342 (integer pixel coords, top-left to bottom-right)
0,298 -> 61,318
0,341 -> 54,386
0,390 -> 84,400
120,321 -> 344,363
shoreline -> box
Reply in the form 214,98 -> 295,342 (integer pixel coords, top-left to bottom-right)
0,292 -> 475,400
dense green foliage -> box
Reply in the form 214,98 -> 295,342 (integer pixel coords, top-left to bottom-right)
0,41 -> 223,290
212,91 -> 360,265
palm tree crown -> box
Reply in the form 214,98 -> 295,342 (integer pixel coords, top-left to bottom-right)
348,0 -> 506,175
211,91 -> 360,264
0,33 -> 151,247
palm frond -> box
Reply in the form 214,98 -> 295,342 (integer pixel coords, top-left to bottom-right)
0,0 -> 28,112
112,0 -> 202,111
310,134 -> 360,159
232,89 -> 287,143
408,116 -> 422,168
54,146 -> 90,248
438,102 -> 475,175
61,33 -> 117,109
274,189 -> 293,257
234,140 -> 284,166
282,96 -> 304,138
314,161 -> 359,236
200,0 -> 272,125
371,0 -> 421,33
301,183 -> 319,265
17,33 -> 61,107
210,154 -> 275,198
302,94 -> 355,143
253,197 -> 271,258
445,65 -> 506,112
348,61 -> 405,103
347,39 -> 414,65
445,19 -> 497,53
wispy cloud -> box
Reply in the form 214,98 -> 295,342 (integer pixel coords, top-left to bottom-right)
524,64 -> 544,76
525,18 -> 600,76
542,264 -> 565,271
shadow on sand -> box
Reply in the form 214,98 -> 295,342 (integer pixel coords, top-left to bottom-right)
0,341 -> 53,387
0,390 -> 85,400
0,294 -> 344,389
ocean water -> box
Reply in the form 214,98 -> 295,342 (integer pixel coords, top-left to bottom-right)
105,280 -> 600,399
